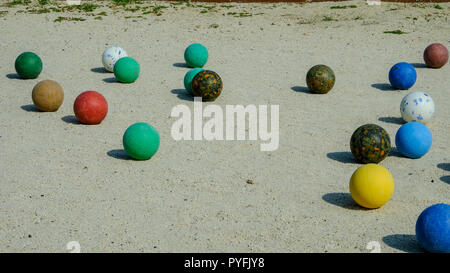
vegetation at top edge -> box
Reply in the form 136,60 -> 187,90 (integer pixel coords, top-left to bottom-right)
383,30 -> 407,34
330,5 -> 357,9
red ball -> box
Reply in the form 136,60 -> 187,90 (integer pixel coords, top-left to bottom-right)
73,91 -> 108,125
424,43 -> 448,69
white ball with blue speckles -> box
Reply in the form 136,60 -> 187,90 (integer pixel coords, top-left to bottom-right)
102,46 -> 128,72
400,91 -> 435,124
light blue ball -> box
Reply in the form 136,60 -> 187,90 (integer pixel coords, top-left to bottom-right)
184,43 -> 208,68
416,204 -> 450,253
395,122 -> 432,159
389,62 -> 417,90
184,68 -> 204,94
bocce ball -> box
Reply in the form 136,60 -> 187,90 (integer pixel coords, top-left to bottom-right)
184,43 -> 208,68
73,91 -> 108,125
306,65 -> 335,94
349,163 -> 394,209
184,68 -> 204,95
395,122 -> 432,159
416,203 -> 450,253
400,91 -> 435,124
102,46 -> 128,72
31,80 -> 64,112
388,62 -> 416,90
123,122 -> 160,160
423,43 -> 448,69
15,52 -> 42,79
192,70 -> 223,101
350,124 -> 391,164
113,57 -> 140,83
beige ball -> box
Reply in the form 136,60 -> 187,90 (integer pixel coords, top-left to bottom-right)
32,80 -> 64,112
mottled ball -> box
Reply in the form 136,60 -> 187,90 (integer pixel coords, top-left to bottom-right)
389,62 -> 417,90
306,65 -> 335,94
184,68 -> 204,95
184,43 -> 208,68
32,80 -> 64,112
400,91 -> 435,124
350,124 -> 391,164
113,57 -> 140,83
192,70 -> 223,101
424,43 -> 448,69
123,122 -> 160,160
102,46 -> 128,72
416,203 -> 450,253
15,52 -> 43,79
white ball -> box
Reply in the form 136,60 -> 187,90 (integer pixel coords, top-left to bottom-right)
102,46 -> 128,72
400,91 -> 435,123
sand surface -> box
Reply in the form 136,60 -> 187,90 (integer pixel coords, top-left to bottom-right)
0,0 -> 449,253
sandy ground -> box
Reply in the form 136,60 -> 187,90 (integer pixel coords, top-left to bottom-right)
0,0 -> 449,253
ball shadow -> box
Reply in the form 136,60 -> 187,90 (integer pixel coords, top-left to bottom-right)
327,152 -> 358,164
322,193 -> 366,211
382,234 -> 423,253
173,62 -> 189,68
291,86 -> 315,94
440,176 -> 450,184
410,63 -> 428,69
371,83 -> 395,91
6,73 -> 21,79
437,163 -> 450,172
61,115 -> 81,125
388,147 -> 404,158
171,89 -> 194,102
107,149 -> 132,160
20,104 -> 40,112
91,67 -> 110,74
103,77 -> 117,83
378,116 -> 404,125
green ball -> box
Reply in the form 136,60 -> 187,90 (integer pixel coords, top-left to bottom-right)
184,68 -> 204,94
123,122 -> 160,160
114,57 -> 140,83
184,43 -> 208,68
15,52 -> 42,79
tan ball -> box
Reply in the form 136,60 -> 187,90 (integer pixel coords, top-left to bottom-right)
32,80 -> 64,112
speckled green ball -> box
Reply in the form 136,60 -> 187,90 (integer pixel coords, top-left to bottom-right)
113,57 -> 140,83
350,124 -> 391,164
306,64 -> 335,94
123,122 -> 160,160
184,68 -> 205,94
15,52 -> 42,79
184,43 -> 208,68
192,70 -> 223,102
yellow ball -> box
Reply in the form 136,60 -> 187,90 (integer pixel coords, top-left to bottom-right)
349,163 -> 394,209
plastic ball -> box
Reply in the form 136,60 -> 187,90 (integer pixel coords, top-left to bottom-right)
73,91 -> 108,125
400,91 -> 435,124
184,68 -> 204,95
184,43 -> 208,68
113,57 -> 140,83
416,203 -> 450,253
395,122 -> 432,159
306,65 -> 335,94
350,124 -> 391,164
349,164 -> 394,209
15,52 -> 43,79
31,80 -> 64,112
102,46 -> 128,72
423,43 -> 448,69
192,70 -> 223,101
123,122 -> 160,160
389,62 -> 417,90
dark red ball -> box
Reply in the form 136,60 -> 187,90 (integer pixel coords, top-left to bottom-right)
73,91 -> 108,125
424,43 -> 448,69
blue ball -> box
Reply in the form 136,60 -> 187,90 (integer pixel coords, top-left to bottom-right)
416,204 -> 450,253
389,62 -> 417,90
395,122 -> 432,159
184,68 -> 204,94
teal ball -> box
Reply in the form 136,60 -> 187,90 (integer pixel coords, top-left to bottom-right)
114,57 -> 140,83
184,43 -> 208,68
123,122 -> 160,160
184,68 -> 205,94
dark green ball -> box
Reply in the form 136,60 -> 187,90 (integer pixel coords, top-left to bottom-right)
306,64 -> 335,94
192,70 -> 223,101
15,52 -> 43,79
350,124 -> 391,164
